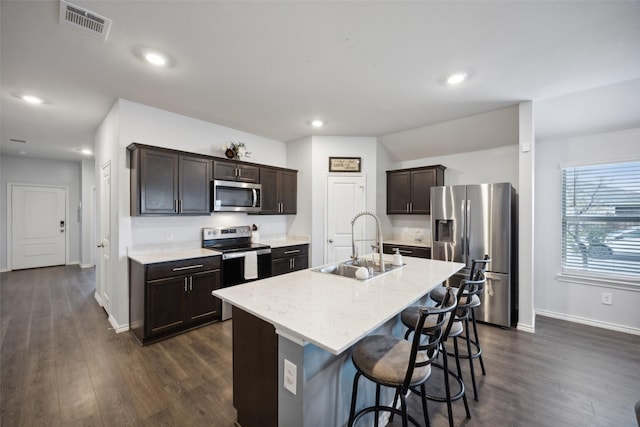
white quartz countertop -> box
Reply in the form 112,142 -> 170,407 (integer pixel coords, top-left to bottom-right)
384,239 -> 431,248
258,235 -> 310,248
213,255 -> 464,355
128,248 -> 221,264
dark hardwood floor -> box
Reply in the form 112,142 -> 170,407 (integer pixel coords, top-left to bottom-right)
1,265 -> 639,426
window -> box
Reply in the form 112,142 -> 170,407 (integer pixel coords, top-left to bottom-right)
562,161 -> 640,279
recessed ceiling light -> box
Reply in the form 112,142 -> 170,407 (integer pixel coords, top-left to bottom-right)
144,51 -> 168,67
446,73 -> 467,85
21,94 -> 44,104
81,149 -> 93,155
311,119 -> 325,128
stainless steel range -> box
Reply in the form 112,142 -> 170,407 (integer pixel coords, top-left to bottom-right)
202,226 -> 271,320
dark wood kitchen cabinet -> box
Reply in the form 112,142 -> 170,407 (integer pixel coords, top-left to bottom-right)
213,159 -> 259,183
386,165 -> 445,214
271,244 -> 309,276
129,144 -> 211,216
259,166 -> 297,215
129,255 -> 222,345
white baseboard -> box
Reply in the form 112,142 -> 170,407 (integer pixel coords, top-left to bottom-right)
108,315 -> 129,334
94,292 -> 103,307
516,322 -> 536,333
0,268 -> 8,273
80,263 -> 94,269
536,309 -> 640,336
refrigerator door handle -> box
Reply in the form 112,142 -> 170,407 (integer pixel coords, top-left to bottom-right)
461,199 -> 467,264
466,199 -> 471,262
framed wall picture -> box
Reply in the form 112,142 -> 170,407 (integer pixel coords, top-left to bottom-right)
329,157 -> 361,172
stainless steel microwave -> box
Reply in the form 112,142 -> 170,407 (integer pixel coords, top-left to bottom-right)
211,180 -> 262,213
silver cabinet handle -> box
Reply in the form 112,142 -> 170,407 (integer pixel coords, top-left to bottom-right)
172,264 -> 204,271
406,202 -> 410,212
399,250 -> 412,254
238,168 -> 242,177
174,199 -> 178,213
409,202 -> 413,213
284,249 -> 300,255
189,276 -> 193,291
184,278 -> 188,292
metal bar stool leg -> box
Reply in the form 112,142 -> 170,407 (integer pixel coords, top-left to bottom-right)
464,316 -> 480,401
453,336 -> 471,418
471,307 -> 486,375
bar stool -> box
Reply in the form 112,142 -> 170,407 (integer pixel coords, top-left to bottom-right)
399,280 -> 483,427
348,287 -> 459,427
429,256 -> 490,401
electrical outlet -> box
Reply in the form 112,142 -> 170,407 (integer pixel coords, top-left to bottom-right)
601,292 -> 613,306
284,359 -> 297,395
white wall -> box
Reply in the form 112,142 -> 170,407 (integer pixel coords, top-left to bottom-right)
80,159 -> 96,267
310,136 -> 379,267
0,156 -> 83,270
96,98 -> 290,330
535,127 -> 640,334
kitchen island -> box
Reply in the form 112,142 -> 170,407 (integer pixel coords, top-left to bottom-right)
213,255 -> 464,427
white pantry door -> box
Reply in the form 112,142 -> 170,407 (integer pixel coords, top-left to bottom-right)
97,162 -> 112,310
11,185 -> 67,270
326,175 -> 366,264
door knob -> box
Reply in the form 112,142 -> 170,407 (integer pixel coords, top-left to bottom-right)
328,239 -> 334,243
97,243 -> 105,248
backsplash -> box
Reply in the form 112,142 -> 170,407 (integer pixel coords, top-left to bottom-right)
129,214 -> 287,247
389,216 -> 431,243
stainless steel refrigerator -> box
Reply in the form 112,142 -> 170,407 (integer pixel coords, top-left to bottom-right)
431,183 -> 516,327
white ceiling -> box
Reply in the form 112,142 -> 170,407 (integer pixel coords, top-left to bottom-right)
1,1 -> 640,162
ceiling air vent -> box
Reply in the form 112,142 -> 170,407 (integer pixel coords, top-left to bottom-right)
59,0 -> 112,41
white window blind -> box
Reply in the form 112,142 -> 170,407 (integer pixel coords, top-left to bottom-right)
562,161 -> 640,279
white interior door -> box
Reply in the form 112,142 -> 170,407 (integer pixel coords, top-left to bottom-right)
98,162 -> 111,310
10,185 -> 67,270
326,175 -> 366,264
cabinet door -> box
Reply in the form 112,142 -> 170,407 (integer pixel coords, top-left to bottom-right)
237,164 -> 259,183
410,169 -> 436,214
213,160 -> 239,181
292,254 -> 308,271
140,149 -> 179,214
260,167 -> 279,214
188,269 -> 222,322
279,170 -> 297,214
147,276 -> 188,335
271,257 -> 292,277
387,171 -> 411,214
179,155 -> 211,214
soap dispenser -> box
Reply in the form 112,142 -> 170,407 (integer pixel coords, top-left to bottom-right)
393,248 -> 403,266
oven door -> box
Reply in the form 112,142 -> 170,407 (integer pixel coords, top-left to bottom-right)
221,249 -> 271,320
222,249 -> 272,286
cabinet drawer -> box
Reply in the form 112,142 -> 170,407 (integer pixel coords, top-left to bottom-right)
271,244 -> 309,259
383,244 -> 430,259
147,256 -> 221,280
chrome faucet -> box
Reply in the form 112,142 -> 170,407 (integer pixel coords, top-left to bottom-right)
351,211 -> 385,273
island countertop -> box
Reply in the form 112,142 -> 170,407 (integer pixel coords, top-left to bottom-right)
213,255 -> 464,355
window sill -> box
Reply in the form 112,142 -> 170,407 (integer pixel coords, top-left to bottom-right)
556,272 -> 640,292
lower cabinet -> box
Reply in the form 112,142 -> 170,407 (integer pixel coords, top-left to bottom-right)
271,244 -> 309,277
130,256 -> 222,345
382,243 -> 431,259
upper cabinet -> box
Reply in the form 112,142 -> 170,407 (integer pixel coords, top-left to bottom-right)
213,160 -> 259,183
129,144 -> 211,216
259,167 -> 297,215
386,165 -> 445,214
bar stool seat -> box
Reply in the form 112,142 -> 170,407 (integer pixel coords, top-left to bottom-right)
352,335 -> 431,386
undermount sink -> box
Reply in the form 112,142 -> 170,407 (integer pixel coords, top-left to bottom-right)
313,259 -> 404,280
